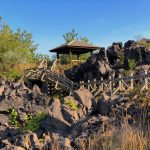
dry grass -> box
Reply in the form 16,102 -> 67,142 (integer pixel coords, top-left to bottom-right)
118,122 -> 149,150
13,63 -> 37,73
88,120 -> 150,150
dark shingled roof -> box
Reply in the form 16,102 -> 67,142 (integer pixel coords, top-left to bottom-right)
49,40 -> 100,54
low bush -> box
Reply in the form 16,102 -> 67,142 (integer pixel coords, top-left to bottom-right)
65,99 -> 78,111
0,70 -> 22,81
128,59 -> 137,70
24,112 -> 47,132
8,108 -> 19,127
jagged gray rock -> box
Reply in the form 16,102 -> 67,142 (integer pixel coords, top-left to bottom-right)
73,87 -> 92,111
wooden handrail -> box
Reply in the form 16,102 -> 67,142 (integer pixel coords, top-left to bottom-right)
25,66 -> 150,96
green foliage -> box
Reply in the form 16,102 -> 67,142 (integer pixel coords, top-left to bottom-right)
24,112 -> 46,132
63,29 -> 90,44
80,53 -> 90,60
39,139 -> 44,143
0,70 -> 22,81
122,70 -> 130,76
80,36 -> 89,43
35,53 -> 53,66
129,84 -> 141,96
119,55 -> 124,66
122,58 -> 136,76
0,18 -> 37,78
63,28 -> 78,43
60,54 -> 70,64
65,99 -> 78,111
128,59 -> 137,70
136,38 -> 150,49
59,54 -> 87,65
23,114 -> 33,122
8,108 -> 19,127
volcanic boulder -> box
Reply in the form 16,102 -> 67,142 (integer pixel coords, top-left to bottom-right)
65,48 -> 112,82
73,87 -> 92,111
107,42 -> 123,64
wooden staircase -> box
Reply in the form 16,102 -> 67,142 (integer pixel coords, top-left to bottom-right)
24,68 -> 74,93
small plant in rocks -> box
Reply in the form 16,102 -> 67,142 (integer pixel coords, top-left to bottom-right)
65,99 -> 78,111
24,112 -> 47,132
8,108 -> 19,127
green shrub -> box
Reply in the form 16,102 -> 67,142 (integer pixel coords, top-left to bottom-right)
119,55 -> 124,66
8,108 -> 19,127
129,84 -> 141,96
24,112 -> 46,132
23,114 -> 32,122
122,70 -> 130,76
0,70 -> 22,81
128,59 -> 137,70
65,99 -> 78,111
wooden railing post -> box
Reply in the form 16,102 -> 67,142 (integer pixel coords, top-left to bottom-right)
109,76 -> 112,98
101,77 -> 104,92
80,81 -> 84,88
94,78 -> 97,91
70,81 -> 74,94
130,72 -> 134,90
119,74 -> 123,91
79,81 -> 82,88
144,69 -> 148,90
109,76 -> 112,91
82,81 -> 85,88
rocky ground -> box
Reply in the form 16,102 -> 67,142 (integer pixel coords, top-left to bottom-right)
0,78 -> 150,150
0,39 -> 150,150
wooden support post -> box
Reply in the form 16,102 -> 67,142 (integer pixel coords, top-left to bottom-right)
101,77 -> 104,92
82,81 -> 85,88
41,73 -> 45,81
119,74 -> 123,91
69,50 -> 72,63
80,81 -> 84,88
109,76 -> 112,91
144,69 -> 148,90
130,72 -> 134,90
94,78 -> 96,91
71,81 -> 74,92
109,76 -> 113,98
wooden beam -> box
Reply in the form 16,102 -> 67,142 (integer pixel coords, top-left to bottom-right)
57,53 -> 59,59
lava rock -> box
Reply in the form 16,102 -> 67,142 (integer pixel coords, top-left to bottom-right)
73,87 -> 92,111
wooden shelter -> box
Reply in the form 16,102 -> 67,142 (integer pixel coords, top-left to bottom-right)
49,40 -> 100,61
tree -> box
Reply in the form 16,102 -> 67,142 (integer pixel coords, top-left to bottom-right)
80,36 -> 89,43
63,29 -> 90,44
0,18 -> 37,77
63,29 -> 78,43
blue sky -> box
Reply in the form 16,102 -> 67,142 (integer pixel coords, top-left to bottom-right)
0,0 -> 150,56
